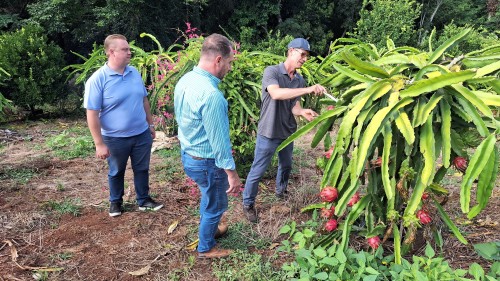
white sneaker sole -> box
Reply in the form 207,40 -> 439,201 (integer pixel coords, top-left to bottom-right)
109,211 -> 122,217
138,204 -> 163,211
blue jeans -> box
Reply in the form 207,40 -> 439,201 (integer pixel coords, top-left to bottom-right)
181,150 -> 229,253
243,134 -> 294,206
103,129 -> 153,205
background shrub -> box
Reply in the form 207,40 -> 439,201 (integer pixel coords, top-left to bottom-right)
0,24 -> 67,113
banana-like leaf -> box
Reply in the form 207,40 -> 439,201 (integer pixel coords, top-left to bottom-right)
414,65 -> 450,81
393,224 -> 402,264
404,114 -> 436,217
342,51 -> 390,78
460,134 -> 496,213
414,92 -> 443,127
465,43 -> 500,57
326,156 -> 344,188
233,90 -> 259,120
382,125 -> 393,200
336,81 -> 392,153
400,70 -> 475,98
395,111 -> 415,145
300,203 -> 327,213
386,38 -> 396,51
330,61 -> 374,83
468,147 -> 499,219
374,54 -> 411,66
453,89 -> 489,137
428,28 -> 436,53
353,106 -> 377,146
473,91 -> 500,106
354,98 -> 414,180
475,60 -> 500,78
427,28 -> 471,64
312,116 -> 336,148
439,100 -> 452,168
433,199 -> 468,244
451,85 -> 493,118
277,106 -> 347,152
338,194 -> 370,252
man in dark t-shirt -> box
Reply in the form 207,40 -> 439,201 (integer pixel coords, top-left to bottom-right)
242,38 -> 327,223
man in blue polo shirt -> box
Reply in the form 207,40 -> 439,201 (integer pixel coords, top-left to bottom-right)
84,34 -> 163,217
175,33 -> 241,259
242,38 -> 326,223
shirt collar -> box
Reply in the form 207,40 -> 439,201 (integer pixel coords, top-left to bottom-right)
279,62 -> 298,79
103,63 -> 132,76
193,66 -> 221,85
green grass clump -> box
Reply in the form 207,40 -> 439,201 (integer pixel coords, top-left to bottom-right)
212,250 -> 283,281
42,198 -> 82,217
45,130 -> 94,159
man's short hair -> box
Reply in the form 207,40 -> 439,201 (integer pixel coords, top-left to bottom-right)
201,33 -> 232,58
104,34 -> 127,54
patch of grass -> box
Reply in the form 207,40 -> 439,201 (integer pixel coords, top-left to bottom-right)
0,167 -> 37,184
50,252 -> 73,262
154,145 -> 184,182
154,144 -> 180,158
45,130 -> 94,159
42,198 -> 82,217
166,255 -> 196,281
55,182 -> 65,191
218,221 -> 272,250
212,250 -> 283,281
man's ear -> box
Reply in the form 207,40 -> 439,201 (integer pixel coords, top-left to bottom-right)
215,55 -> 222,64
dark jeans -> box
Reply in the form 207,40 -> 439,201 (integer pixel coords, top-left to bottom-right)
102,129 -> 153,205
243,134 -> 294,206
181,150 -> 229,253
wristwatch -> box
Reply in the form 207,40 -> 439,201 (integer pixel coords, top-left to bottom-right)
149,124 -> 155,128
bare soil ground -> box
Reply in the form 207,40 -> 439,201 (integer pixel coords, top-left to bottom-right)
0,118 -> 498,280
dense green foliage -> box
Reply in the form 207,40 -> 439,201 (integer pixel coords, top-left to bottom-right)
0,24 -> 66,111
352,0 -> 422,48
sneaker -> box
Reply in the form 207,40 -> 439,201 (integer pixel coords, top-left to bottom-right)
243,204 -> 258,223
109,202 -> 124,217
138,198 -> 164,211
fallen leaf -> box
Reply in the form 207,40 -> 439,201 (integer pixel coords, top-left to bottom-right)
269,243 -> 280,250
3,240 -> 18,262
167,220 -> 179,234
185,239 -> 199,251
128,264 -> 151,276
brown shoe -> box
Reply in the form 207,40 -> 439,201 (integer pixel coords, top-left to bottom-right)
198,246 -> 233,259
214,224 -> 228,239
243,204 -> 258,223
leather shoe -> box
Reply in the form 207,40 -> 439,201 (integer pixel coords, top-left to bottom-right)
214,224 -> 228,239
198,246 -> 233,259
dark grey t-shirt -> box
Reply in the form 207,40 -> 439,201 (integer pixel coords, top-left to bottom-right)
257,63 -> 306,139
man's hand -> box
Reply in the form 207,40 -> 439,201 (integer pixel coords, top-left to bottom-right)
150,127 -> 156,139
225,169 -> 242,194
301,108 -> 319,121
308,84 -> 327,96
95,143 -> 110,159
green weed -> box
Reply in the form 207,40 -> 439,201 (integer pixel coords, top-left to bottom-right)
42,198 -> 82,217
212,250 -> 284,281
0,167 -> 37,184
50,252 -> 73,262
218,221 -> 272,250
45,130 -> 94,159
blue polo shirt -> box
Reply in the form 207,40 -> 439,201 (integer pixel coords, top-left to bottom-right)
174,66 -> 236,170
84,64 -> 148,137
